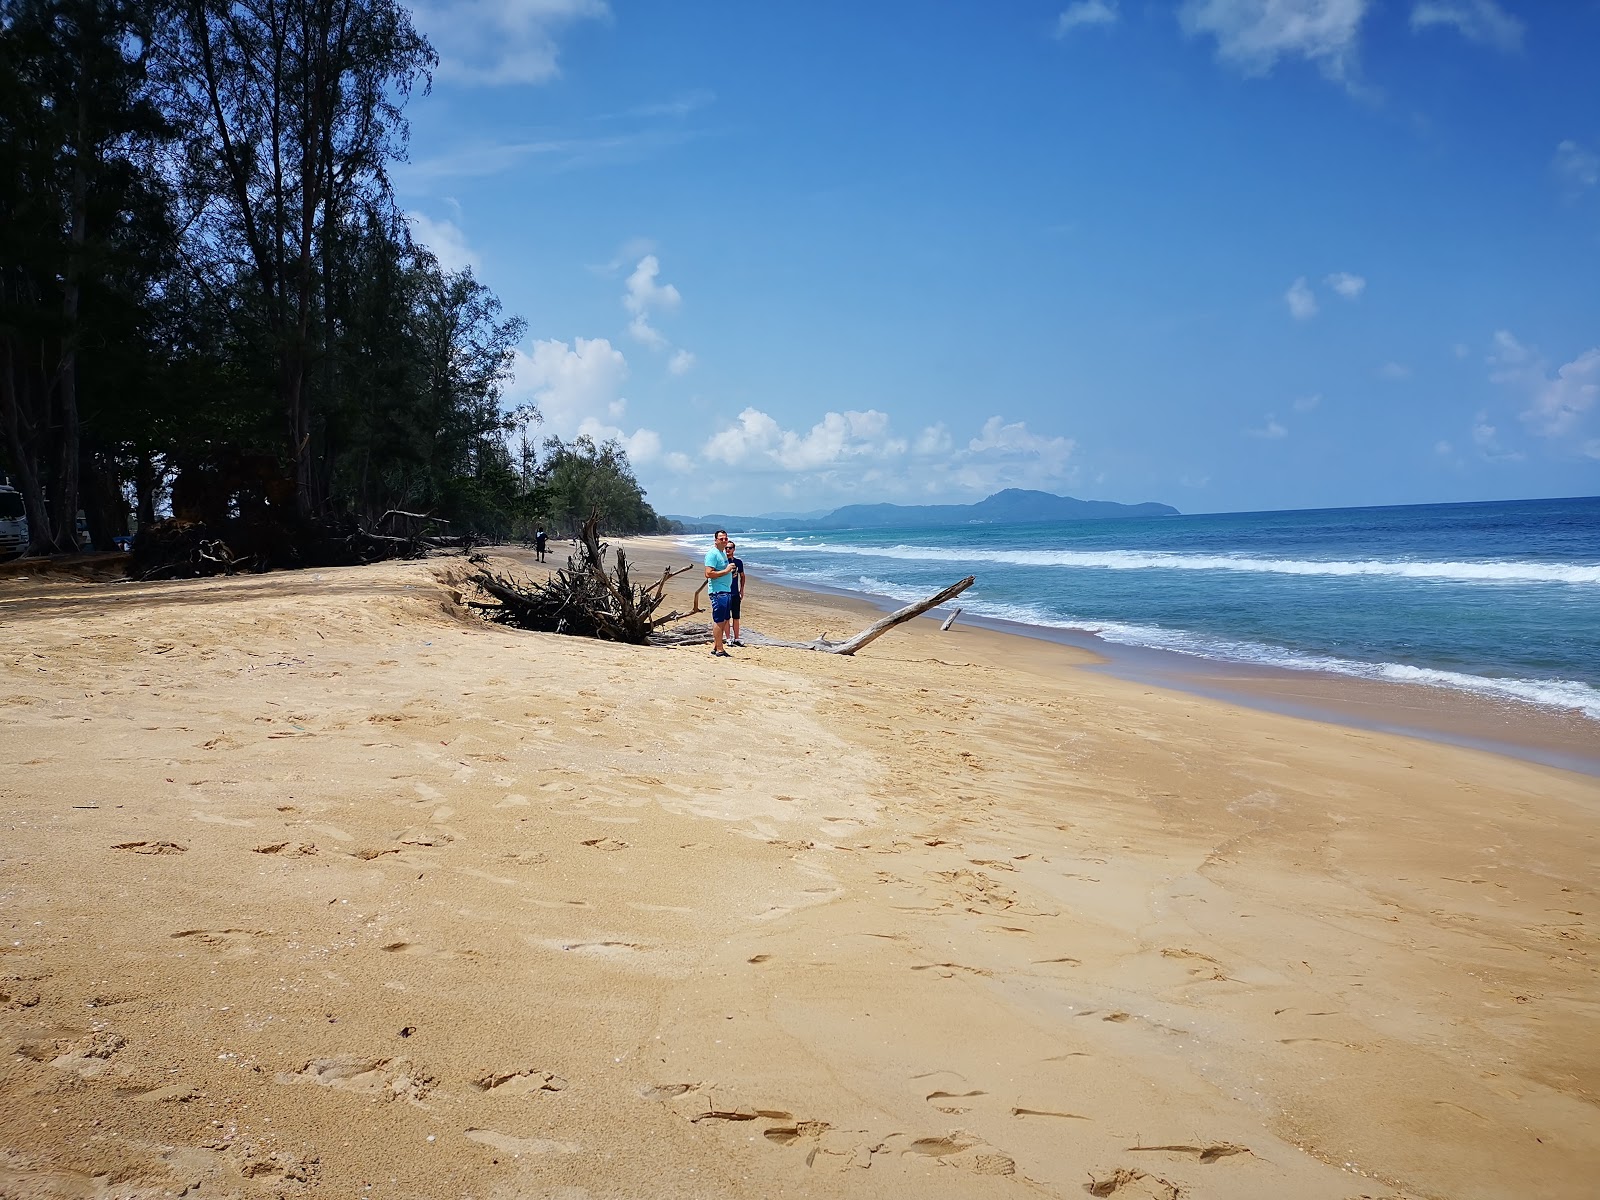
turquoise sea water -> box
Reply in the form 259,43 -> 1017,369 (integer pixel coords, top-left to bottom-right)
691,496 -> 1600,721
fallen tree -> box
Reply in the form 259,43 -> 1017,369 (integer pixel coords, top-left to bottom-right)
651,576 -> 976,656
467,516 -> 692,643
127,513 -> 462,581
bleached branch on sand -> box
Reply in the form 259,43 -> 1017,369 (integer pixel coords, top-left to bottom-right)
651,576 -> 976,656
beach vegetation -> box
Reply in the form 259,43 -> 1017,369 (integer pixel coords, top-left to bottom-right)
0,0 -> 665,562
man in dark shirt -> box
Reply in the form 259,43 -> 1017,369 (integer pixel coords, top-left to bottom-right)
727,540 -> 747,646
534,527 -> 547,562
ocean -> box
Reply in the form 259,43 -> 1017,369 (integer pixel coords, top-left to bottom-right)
694,496 -> 1600,723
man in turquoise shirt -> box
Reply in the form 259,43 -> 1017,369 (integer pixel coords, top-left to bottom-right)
704,529 -> 737,657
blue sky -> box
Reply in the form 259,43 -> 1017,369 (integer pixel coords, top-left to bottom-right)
396,0 -> 1600,517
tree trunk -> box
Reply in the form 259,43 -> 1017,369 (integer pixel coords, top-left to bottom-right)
0,338 -> 55,553
135,450 -> 157,529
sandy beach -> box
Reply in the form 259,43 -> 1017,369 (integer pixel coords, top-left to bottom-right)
2,542 -> 1597,1200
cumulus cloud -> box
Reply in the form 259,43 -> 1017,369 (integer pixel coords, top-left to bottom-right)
667,349 -> 696,375
1486,331 -> 1600,450
703,408 -> 903,472
1325,271 -> 1366,299
1179,0 -> 1369,83
696,409 -> 1078,499
406,212 -> 480,276
915,424 -> 953,455
1246,415 -> 1288,439
1284,276 -> 1318,319
512,337 -> 629,430
1410,0 -> 1523,52
622,255 -> 686,354
1521,349 -> 1600,439
1554,140 -> 1599,193
409,0 -> 609,87
1055,1 -> 1118,37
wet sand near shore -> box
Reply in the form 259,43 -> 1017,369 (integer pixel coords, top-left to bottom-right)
1,545 -> 1597,1199
683,539 -> 1600,777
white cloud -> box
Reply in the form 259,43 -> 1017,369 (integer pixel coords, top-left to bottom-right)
406,212 -> 480,275
1522,349 -> 1600,439
1246,415 -> 1288,439
509,337 -> 688,471
623,255 -> 683,349
967,416 -> 1074,464
1469,412 -> 1522,460
1489,331 -> 1600,443
704,408 -> 902,472
1055,1 -> 1118,37
1325,271 -> 1366,299
695,410 -> 1078,500
1284,276 -> 1318,319
915,424 -> 953,455
1292,393 -> 1322,412
1554,140 -> 1599,192
1378,361 -> 1412,379
1179,0 -> 1369,83
1410,1 -> 1523,53
513,336 -> 629,431
627,315 -> 666,349
667,349 -> 696,375
409,0 -> 609,87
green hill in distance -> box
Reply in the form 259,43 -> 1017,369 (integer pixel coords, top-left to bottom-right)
665,488 -> 1179,533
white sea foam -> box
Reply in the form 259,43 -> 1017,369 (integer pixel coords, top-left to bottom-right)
774,567 -> 1600,721
728,537 -> 1600,586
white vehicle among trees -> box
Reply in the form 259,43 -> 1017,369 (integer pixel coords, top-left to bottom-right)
0,484 -> 29,559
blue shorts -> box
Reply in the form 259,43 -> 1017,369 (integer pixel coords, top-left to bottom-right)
711,592 -> 732,624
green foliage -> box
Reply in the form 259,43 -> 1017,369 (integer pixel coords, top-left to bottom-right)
0,0 -> 662,553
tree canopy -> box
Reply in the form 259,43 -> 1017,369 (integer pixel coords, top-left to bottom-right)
0,0 -> 669,557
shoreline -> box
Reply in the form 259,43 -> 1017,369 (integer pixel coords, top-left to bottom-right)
654,536 -> 1600,778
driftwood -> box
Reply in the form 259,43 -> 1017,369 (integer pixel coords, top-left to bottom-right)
654,576 -> 976,656
128,514 -> 462,581
468,515 -> 689,643
940,607 -> 963,632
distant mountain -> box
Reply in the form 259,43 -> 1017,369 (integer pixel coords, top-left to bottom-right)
665,489 -> 1178,533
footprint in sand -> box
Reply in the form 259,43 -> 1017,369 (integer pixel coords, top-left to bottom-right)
395,826 -> 454,848
926,1089 -> 986,1114
253,841 -> 319,857
170,928 -> 269,955
473,1067 -> 567,1095
20,1030 -> 129,1078
276,1055 -> 435,1102
580,837 -> 629,851
192,811 -> 254,827
113,840 -> 187,855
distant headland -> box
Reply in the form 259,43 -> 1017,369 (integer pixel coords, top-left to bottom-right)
665,488 -> 1180,533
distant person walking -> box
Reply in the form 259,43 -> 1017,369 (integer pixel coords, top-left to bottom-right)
704,529 -> 737,657
534,527 -> 547,563
726,540 -> 747,647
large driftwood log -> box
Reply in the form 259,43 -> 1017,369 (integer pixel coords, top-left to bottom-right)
653,576 -> 976,656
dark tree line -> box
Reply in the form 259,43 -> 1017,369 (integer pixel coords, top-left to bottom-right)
0,0 -> 667,559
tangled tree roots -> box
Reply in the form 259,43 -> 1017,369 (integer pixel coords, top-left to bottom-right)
469,516 -> 690,644
128,512 -> 462,581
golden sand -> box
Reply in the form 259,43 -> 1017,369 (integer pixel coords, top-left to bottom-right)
1,542 -> 1596,1199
